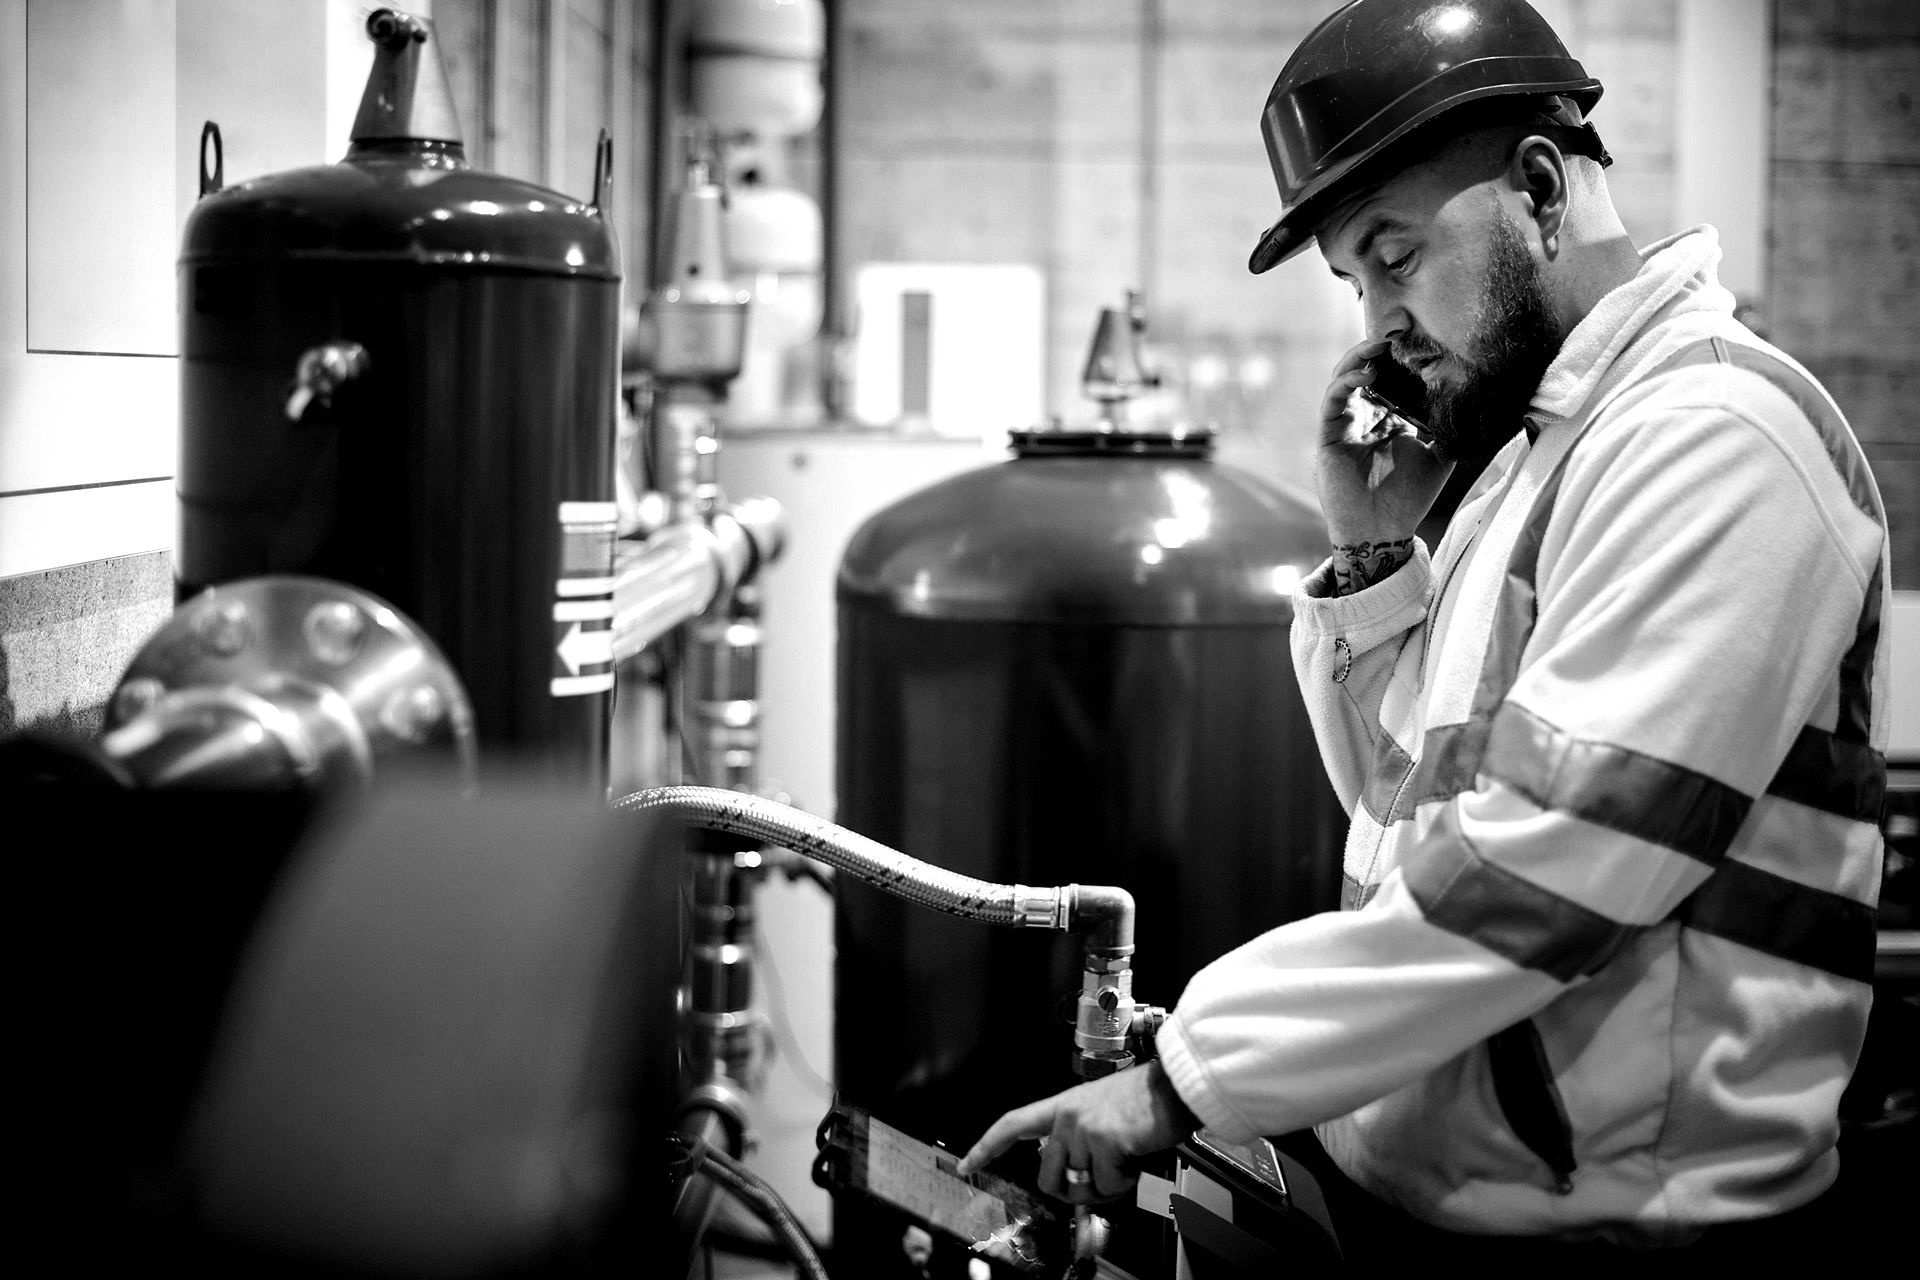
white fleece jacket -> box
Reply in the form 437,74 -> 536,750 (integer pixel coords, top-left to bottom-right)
1154,227 -> 1892,1244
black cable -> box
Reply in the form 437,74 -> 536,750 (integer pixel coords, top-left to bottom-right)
785,857 -> 836,896
671,1134 -> 833,1280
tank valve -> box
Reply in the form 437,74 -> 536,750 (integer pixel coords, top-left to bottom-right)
1081,288 -> 1160,426
285,341 -> 370,421
366,8 -> 429,48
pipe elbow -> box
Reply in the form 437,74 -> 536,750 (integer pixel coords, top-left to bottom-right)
1070,884 -> 1135,955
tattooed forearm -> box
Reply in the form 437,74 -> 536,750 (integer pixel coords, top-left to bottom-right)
1332,537 -> 1414,595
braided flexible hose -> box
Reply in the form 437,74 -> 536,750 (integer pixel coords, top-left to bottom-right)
614,785 -> 1062,928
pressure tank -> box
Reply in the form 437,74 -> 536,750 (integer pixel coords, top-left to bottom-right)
175,10 -> 621,787
832,297 -> 1347,1271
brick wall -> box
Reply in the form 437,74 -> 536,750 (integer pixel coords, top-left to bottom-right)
1769,0 -> 1920,589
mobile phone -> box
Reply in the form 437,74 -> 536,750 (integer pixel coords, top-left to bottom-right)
1356,355 -> 1431,436
813,1101 -> 1071,1276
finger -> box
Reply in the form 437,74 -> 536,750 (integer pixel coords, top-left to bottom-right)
954,1100 -> 1055,1177
1089,1148 -> 1136,1203
1035,1125 -> 1072,1198
1051,1129 -> 1101,1204
1319,369 -> 1379,443
1333,336 -> 1393,377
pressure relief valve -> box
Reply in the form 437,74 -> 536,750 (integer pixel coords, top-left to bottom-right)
634,134 -> 753,391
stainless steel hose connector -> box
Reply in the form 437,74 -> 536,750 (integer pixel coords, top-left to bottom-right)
615,785 -> 1062,927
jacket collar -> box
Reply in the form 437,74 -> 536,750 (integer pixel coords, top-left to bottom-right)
1528,225 -> 1735,429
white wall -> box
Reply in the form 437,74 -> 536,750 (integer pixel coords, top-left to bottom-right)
0,0 -> 388,579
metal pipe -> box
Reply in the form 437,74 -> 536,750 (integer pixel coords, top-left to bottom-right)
819,0 -> 845,420
610,497 -> 784,661
613,525 -> 723,657
686,588 -> 762,793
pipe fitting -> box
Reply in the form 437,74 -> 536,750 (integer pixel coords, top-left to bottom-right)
100,577 -> 474,792
1067,883 -> 1137,956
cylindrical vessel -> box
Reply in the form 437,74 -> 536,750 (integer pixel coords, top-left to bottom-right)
176,25 -> 620,786
833,427 -> 1345,1170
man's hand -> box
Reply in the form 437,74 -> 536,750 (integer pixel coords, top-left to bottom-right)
1317,338 -> 1452,591
953,1060 -> 1197,1204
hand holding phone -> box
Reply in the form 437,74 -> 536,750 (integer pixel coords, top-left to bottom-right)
1355,351 -> 1431,435
1315,338 -> 1452,550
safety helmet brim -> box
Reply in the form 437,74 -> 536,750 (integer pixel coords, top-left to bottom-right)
1248,1 -> 1602,274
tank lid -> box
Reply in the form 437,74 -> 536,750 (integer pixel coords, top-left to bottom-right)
180,161 -> 619,279
838,453 -> 1327,626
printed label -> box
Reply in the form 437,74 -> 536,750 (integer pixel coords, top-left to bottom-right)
552,501 -> 617,697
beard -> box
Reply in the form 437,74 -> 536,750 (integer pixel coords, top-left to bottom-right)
1393,217 -> 1564,464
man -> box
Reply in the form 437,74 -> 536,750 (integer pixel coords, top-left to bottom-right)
956,0 -> 1892,1265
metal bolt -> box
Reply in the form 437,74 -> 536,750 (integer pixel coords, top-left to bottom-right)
304,599 -> 368,665
382,683 -> 445,743
1097,986 -> 1121,1013
111,676 -> 167,723
195,598 -> 252,657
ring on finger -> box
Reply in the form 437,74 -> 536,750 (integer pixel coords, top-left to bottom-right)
1064,1167 -> 1092,1187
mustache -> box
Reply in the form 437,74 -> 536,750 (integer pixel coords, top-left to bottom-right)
1391,333 -> 1449,369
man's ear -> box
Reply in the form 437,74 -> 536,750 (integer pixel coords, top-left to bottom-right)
1508,135 -> 1568,250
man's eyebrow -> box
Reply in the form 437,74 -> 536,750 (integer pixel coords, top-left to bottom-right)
1355,214 -> 1411,259
1328,213 -> 1412,278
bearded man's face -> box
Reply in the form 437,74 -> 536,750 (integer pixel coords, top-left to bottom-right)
1391,214 -> 1565,464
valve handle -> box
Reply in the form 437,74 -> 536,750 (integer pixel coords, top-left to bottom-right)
285,341 -> 370,422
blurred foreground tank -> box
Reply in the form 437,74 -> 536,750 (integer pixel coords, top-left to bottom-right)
832,292 -> 1346,1271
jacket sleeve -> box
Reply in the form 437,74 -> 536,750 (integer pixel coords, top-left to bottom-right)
1161,376 -> 1882,1143
1288,540 -> 1433,813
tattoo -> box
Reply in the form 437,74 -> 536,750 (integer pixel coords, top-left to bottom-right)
1332,537 -> 1414,595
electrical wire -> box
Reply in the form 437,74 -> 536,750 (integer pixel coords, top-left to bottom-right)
671,1134 -> 833,1280
755,920 -> 836,1102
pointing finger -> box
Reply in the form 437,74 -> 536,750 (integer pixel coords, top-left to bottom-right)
954,1100 -> 1056,1178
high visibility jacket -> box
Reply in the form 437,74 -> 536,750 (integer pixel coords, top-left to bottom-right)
1155,227 -> 1892,1245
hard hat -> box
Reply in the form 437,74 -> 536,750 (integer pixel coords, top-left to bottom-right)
1249,0 -> 1605,273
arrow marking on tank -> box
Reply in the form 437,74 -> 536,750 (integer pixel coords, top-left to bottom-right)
557,623 -> 612,673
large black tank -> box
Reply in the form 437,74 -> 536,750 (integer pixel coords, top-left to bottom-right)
175,11 -> 620,786
833,416 -> 1346,1183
